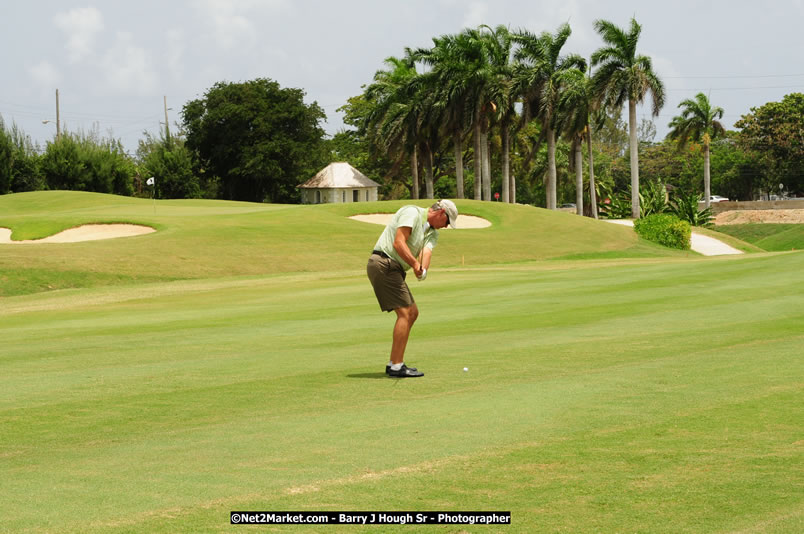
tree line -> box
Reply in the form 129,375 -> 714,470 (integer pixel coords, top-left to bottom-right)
346,18 -> 803,216
1,19 -> 801,211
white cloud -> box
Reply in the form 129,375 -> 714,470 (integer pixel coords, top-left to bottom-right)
28,60 -> 61,87
166,28 -> 186,80
463,1 -> 488,29
195,0 -> 291,50
53,7 -> 104,63
101,32 -> 158,95
199,0 -> 257,50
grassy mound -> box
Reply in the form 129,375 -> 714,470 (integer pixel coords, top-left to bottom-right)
713,223 -> 804,251
0,191 -> 690,297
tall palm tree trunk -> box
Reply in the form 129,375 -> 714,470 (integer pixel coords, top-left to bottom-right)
703,139 -> 711,209
628,99 -> 640,218
547,127 -> 557,210
510,172 -> 516,204
453,129 -> 464,199
473,123 -> 482,200
575,140 -> 583,215
411,148 -> 419,200
587,128 -> 598,219
481,129 -> 491,201
423,144 -> 434,199
501,124 -> 510,203
510,134 -> 516,204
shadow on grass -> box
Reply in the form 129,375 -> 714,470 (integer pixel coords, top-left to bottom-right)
347,372 -> 389,379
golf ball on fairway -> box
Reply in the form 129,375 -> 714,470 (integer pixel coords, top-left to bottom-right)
463,367 -> 468,372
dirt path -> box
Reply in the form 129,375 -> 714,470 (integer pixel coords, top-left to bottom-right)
604,219 -> 742,256
714,209 -> 804,225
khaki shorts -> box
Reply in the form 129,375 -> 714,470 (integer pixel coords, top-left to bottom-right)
367,252 -> 414,312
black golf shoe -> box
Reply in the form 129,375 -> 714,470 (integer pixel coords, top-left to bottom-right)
386,363 -> 417,375
386,364 -> 424,378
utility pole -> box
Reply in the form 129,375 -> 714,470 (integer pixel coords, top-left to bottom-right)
56,89 -> 61,140
163,95 -> 170,143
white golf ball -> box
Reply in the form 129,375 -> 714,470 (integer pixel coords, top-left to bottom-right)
463,367 -> 468,372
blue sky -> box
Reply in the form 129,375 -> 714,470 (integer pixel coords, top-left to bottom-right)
2,0 -> 802,154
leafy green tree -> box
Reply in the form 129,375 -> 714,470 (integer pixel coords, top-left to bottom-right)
592,17 -> 666,218
709,133 -> 759,201
0,117 -> 42,194
137,132 -> 198,199
638,141 -> 701,192
735,93 -> 804,197
667,93 -> 725,208
0,117 -> 12,194
514,23 -> 586,209
182,78 -> 327,203
40,131 -> 133,195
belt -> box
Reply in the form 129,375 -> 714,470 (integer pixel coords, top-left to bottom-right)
372,250 -> 390,259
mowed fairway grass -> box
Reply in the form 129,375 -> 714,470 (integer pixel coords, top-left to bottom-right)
1,191 -> 802,533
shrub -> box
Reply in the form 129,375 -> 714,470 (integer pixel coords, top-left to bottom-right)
634,213 -> 691,250
40,131 -> 134,195
598,180 -> 669,219
597,182 -> 632,219
669,190 -> 714,227
137,133 -> 199,199
639,181 -> 668,217
0,117 -> 43,193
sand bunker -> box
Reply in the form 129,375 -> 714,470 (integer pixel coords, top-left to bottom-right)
349,213 -> 491,228
0,224 -> 155,244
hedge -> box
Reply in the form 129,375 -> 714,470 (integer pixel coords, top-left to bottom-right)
633,214 -> 691,250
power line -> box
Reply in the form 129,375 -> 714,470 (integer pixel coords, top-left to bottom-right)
666,84 -> 803,92
663,73 -> 804,79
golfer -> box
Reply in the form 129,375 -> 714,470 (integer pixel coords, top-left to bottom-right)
367,200 -> 458,377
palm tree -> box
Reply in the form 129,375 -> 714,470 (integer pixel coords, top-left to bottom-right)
417,27 -> 495,201
479,25 -> 516,203
469,26 -> 506,201
668,92 -> 725,209
514,23 -> 586,210
556,68 -> 596,216
364,53 -> 425,198
413,32 -> 480,199
591,17 -> 665,218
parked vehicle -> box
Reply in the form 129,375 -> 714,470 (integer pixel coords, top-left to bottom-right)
709,195 -> 729,202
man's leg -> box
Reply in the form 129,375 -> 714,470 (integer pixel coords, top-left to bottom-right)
390,303 -> 419,364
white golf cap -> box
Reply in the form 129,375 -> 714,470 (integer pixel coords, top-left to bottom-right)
438,199 -> 458,228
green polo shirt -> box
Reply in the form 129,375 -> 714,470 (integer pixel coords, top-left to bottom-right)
373,205 -> 438,271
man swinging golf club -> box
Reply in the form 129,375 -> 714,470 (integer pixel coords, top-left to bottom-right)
367,200 -> 458,377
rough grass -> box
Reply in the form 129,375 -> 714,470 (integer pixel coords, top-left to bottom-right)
1,191 -> 801,533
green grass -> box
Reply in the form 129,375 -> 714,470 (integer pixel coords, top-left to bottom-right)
712,223 -> 804,251
0,191 -> 687,297
1,191 -> 802,533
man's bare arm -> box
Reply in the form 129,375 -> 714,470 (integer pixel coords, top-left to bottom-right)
393,226 -> 423,277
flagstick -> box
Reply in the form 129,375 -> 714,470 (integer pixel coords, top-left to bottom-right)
147,177 -> 156,214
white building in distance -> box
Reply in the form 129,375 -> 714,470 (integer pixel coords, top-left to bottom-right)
298,162 -> 381,204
